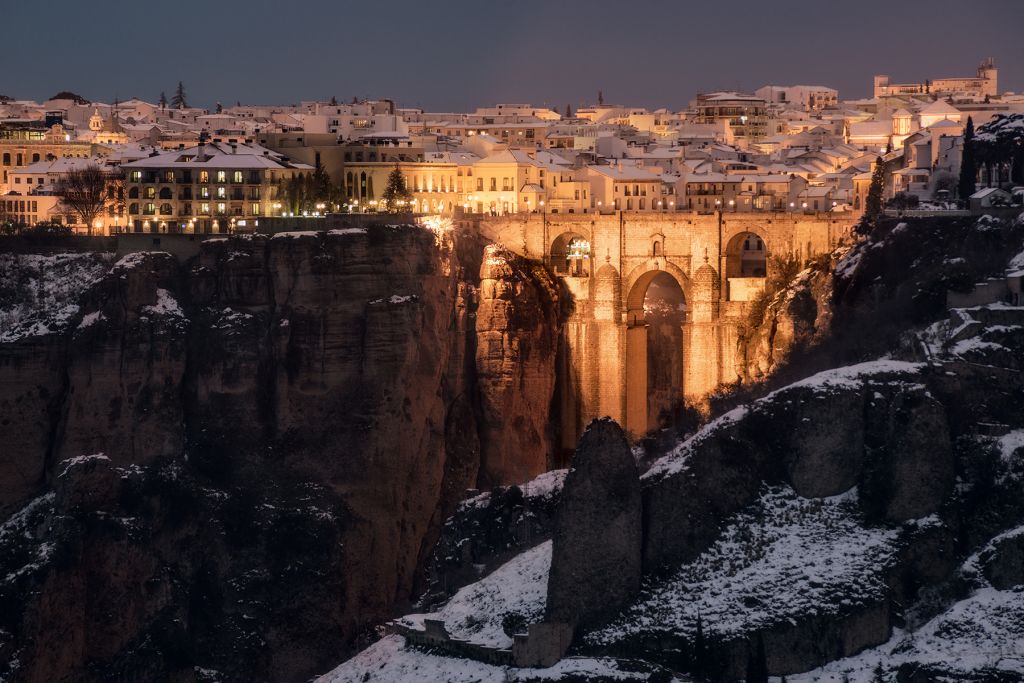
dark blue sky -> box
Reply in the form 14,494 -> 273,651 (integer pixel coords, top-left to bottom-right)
6,0 -> 1023,111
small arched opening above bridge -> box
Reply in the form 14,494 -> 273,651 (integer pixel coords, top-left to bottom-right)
549,231 -> 592,278
724,230 -> 769,302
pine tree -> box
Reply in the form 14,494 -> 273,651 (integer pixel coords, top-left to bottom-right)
171,81 -> 188,109
565,104 -> 572,118
381,164 -> 412,212
958,115 -> 977,203
159,92 -> 167,109
598,90 -> 605,106
744,634 -> 768,683
871,662 -> 887,682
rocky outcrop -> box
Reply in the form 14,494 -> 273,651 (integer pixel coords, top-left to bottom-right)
737,260 -> 834,383
546,419 -> 641,630
981,528 -> 1024,589
641,362 -> 956,574
0,225 -> 567,682
861,384 -> 953,523
475,245 -> 562,487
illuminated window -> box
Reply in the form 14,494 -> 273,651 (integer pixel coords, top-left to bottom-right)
199,171 -> 209,184
233,171 -> 243,183
200,202 -> 210,215
251,203 -> 261,215
200,187 -> 210,199
217,187 -> 226,198
216,171 -> 227,183
216,202 -> 226,215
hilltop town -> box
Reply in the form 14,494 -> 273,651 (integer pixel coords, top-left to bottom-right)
2,59 -> 1023,234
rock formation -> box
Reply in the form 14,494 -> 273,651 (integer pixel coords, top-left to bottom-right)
546,418 -> 642,630
475,245 -> 562,487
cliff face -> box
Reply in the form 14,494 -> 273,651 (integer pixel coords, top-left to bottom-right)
0,225 -> 563,682
475,245 -> 562,487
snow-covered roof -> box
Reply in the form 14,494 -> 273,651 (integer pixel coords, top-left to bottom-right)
122,142 -> 312,170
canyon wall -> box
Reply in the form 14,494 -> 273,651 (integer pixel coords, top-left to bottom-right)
0,225 -> 562,682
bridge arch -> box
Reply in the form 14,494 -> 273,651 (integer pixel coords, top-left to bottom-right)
723,230 -> 769,278
623,259 -> 690,324
622,261 -> 689,436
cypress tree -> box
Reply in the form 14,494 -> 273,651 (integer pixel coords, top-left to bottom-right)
692,613 -> 708,680
171,81 -> 188,109
958,116 -> 977,203
744,633 -> 768,683
858,155 -> 885,234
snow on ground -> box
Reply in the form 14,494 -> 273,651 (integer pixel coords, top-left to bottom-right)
645,361 -> 923,480
587,487 -> 908,646
270,231 -> 317,240
141,288 -> 185,319
461,468 -> 567,511
791,587 -> 1024,681
56,453 -> 110,478
315,634 -> 675,683
997,430 -> 1024,465
111,251 -> 171,271
0,252 -> 113,342
398,540 -> 551,649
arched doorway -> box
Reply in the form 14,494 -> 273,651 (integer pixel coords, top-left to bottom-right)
624,269 -> 688,435
724,231 -> 768,301
549,232 -> 591,277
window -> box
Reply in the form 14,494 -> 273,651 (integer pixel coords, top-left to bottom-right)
476,178 -> 483,192
200,187 -> 210,199
217,187 -> 226,199
489,178 -> 497,191
200,202 -> 210,215
145,187 -> 156,199
144,202 -> 156,215
199,171 -> 209,184
165,171 -> 175,183
216,202 -> 226,215
251,203 -> 261,215
233,171 -> 243,184
216,171 -> 226,183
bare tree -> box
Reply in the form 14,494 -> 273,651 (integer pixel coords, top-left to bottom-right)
55,166 -> 108,235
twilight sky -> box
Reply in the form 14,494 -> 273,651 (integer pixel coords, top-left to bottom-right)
5,0 -> 1022,111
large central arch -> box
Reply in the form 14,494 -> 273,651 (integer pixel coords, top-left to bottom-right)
622,260 -> 690,436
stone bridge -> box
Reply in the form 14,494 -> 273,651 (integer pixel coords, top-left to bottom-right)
470,211 -> 857,442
